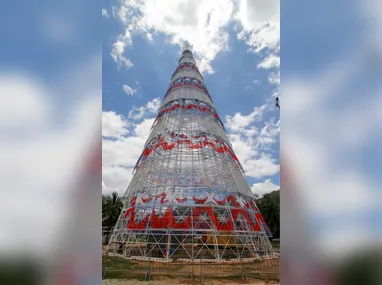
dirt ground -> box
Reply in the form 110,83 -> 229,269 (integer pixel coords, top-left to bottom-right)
103,277 -> 279,285
102,247 -> 280,285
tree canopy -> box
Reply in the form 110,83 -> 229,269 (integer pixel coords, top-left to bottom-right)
256,189 -> 280,239
102,192 -> 123,243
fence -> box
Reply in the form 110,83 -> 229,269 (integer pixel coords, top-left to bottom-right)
102,253 -> 279,283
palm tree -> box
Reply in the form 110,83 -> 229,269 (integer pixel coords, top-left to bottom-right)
102,191 -> 124,244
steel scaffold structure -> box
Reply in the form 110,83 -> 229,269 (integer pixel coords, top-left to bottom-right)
107,42 -> 274,263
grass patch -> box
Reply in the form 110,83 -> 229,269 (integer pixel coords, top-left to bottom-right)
102,255 -> 149,279
203,271 -> 259,278
102,255 -> 279,282
103,255 -> 146,270
103,271 -> 146,280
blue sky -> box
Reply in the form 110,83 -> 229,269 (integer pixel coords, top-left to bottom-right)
102,0 -> 280,197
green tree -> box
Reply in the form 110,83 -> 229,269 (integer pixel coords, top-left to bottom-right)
102,191 -> 124,244
257,190 -> 280,238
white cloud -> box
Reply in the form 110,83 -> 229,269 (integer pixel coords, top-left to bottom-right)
244,154 -> 279,178
128,97 -> 161,120
257,53 -> 280,69
102,117 -> 155,195
128,106 -> 146,120
255,119 -> 280,148
244,22 -> 280,89
102,165 -> 133,196
145,32 -> 153,42
103,135 -> 145,169
269,70 -> 280,85
235,0 -> 280,53
110,0 -> 280,75
102,111 -> 129,138
102,8 -> 109,18
134,118 -> 155,138
122,84 -> 136,96
238,22 -> 280,54
102,97 -> 160,195
225,105 -> 280,179
225,104 -> 267,133
145,98 -> 161,113
112,0 -> 235,74
0,54 -> 101,257
0,73 -> 50,131
235,0 -> 280,92
251,178 -> 279,197
235,0 -> 279,29
228,133 -> 257,162
110,31 -> 133,69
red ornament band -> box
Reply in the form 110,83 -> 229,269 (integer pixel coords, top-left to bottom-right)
135,133 -> 241,170
123,204 -> 269,233
152,99 -> 225,130
165,77 -> 211,100
171,62 -> 203,80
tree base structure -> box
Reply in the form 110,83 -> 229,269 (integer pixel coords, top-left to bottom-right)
107,43 -> 275,262
107,191 -> 274,261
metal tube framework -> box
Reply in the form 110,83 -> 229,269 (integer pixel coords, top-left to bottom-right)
107,45 -> 275,263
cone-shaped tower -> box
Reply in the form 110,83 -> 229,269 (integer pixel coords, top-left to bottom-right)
107,44 -> 274,262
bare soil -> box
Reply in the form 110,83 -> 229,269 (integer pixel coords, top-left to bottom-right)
103,277 -> 280,285
103,252 -> 279,285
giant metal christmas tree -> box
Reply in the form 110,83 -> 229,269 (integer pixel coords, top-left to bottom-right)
107,42 -> 274,262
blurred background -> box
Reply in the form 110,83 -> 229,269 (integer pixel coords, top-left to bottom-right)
0,0 -> 381,284
281,0 -> 382,284
0,0 -> 101,284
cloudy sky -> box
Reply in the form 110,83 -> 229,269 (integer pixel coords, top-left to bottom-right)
102,0 -> 280,198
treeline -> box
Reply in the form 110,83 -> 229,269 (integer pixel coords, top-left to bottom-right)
102,192 -> 123,243
255,190 -> 280,239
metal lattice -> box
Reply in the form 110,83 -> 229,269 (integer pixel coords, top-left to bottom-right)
107,45 -> 274,263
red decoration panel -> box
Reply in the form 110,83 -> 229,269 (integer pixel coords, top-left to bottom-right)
171,62 -> 203,79
123,205 -> 267,232
135,133 -> 240,170
165,77 -> 211,100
